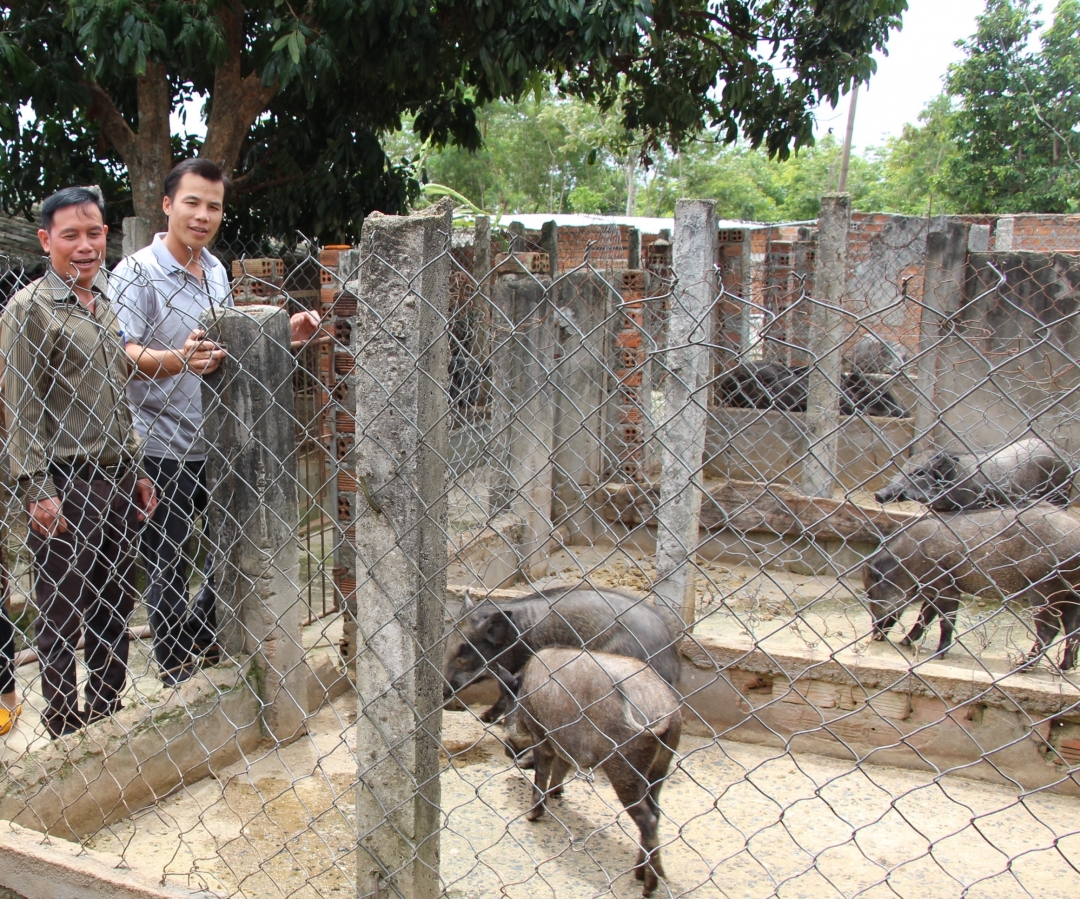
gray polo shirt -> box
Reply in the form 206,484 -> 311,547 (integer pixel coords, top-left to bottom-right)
111,236 -> 232,461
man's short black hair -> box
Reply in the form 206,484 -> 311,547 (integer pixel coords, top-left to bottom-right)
164,158 -> 233,205
40,186 -> 106,233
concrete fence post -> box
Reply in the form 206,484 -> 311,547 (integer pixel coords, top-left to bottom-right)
351,203 -> 452,899
121,216 -> 153,255
801,193 -> 849,498
628,227 -> 641,270
916,222 -> 969,450
541,220 -> 559,279
473,215 -> 491,281
201,305 -> 305,743
508,220 -> 526,253
654,199 -> 717,628
492,276 -> 557,577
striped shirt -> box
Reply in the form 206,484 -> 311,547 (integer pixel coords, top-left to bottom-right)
0,269 -> 141,502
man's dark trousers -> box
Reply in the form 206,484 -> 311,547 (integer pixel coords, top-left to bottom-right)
141,457 -> 216,677
28,472 -> 139,738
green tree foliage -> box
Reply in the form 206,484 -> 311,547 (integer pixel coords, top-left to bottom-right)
410,100 -> 919,223
938,0 -> 1080,213
0,0 -> 906,240
874,95 -> 959,216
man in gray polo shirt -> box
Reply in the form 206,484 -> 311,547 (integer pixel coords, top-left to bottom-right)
112,158 -> 320,683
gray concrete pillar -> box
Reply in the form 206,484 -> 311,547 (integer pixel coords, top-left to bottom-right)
351,202 -> 451,899
121,216 -> 153,255
492,277 -> 557,577
201,305 -> 305,743
627,228 -> 641,270
508,221 -> 526,253
540,220 -> 559,278
801,193 -> 849,499
552,274 -> 612,542
473,216 -> 491,280
654,199 -> 717,629
994,216 -> 1015,251
916,222 -> 969,449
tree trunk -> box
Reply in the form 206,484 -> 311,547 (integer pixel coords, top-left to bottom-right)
625,154 -> 637,216
87,60 -> 172,233
200,5 -> 277,174
83,2 -> 276,233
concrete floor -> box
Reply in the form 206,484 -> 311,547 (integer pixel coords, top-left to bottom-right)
4,537 -> 1079,898
75,697 -> 1080,899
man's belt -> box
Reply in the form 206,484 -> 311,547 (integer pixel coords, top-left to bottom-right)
49,460 -> 131,483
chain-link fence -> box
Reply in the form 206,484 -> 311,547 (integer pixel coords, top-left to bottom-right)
1,199 -> 1079,899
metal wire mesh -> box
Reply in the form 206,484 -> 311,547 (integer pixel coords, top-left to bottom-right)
1,204 -> 1079,899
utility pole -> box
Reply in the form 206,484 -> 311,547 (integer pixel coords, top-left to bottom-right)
838,84 -> 860,193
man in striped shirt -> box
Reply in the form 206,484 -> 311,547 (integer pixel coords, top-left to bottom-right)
0,187 -> 157,738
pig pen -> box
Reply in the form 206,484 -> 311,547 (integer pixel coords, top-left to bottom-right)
7,478 -> 1076,899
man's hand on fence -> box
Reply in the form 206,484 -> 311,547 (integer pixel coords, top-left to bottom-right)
181,330 -> 226,374
290,310 -> 329,349
27,497 -> 66,537
135,478 -> 158,522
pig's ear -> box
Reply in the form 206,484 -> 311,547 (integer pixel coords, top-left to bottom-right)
867,553 -> 898,585
932,453 -> 960,481
480,608 -> 513,645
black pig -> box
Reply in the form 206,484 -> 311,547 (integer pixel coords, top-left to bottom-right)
874,437 -> 1073,511
864,505 -> 1080,668
717,362 -> 905,417
442,586 -> 680,722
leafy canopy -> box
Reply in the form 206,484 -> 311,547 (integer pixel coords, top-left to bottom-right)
0,0 -> 907,240
938,0 -> 1080,213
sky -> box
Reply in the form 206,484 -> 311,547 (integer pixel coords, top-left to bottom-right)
814,0 -> 987,151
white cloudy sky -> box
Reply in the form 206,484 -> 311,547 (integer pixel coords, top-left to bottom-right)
816,0 -> 1060,151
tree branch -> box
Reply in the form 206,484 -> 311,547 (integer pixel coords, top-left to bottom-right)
201,2 -> 279,172
84,81 -> 137,161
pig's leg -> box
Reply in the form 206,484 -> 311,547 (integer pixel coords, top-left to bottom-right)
1026,600 -> 1062,668
900,594 -> 937,647
527,741 -> 555,821
606,754 -> 662,894
932,595 -> 960,656
546,754 -> 571,798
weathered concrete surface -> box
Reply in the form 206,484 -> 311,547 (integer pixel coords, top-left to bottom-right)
680,627 -> 1080,797
654,199 -> 717,626
0,665 -> 262,840
491,276 -> 557,577
0,823 -> 197,899
551,273 -> 613,544
802,193 -> 849,498
0,638 -> 346,842
941,251 -> 1080,455
916,221 -> 968,449
201,305 -> 306,743
705,407 -> 915,491
352,202 -> 452,899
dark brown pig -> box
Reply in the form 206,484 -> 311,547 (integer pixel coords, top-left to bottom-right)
864,505 -> 1080,668
504,648 -> 682,897
443,585 -> 680,723
874,437 -> 1073,511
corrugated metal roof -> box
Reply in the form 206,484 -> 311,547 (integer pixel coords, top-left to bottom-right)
493,213 -> 771,232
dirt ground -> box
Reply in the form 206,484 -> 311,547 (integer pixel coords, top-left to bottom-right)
78,695 -> 1080,899
5,543 -> 1078,898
